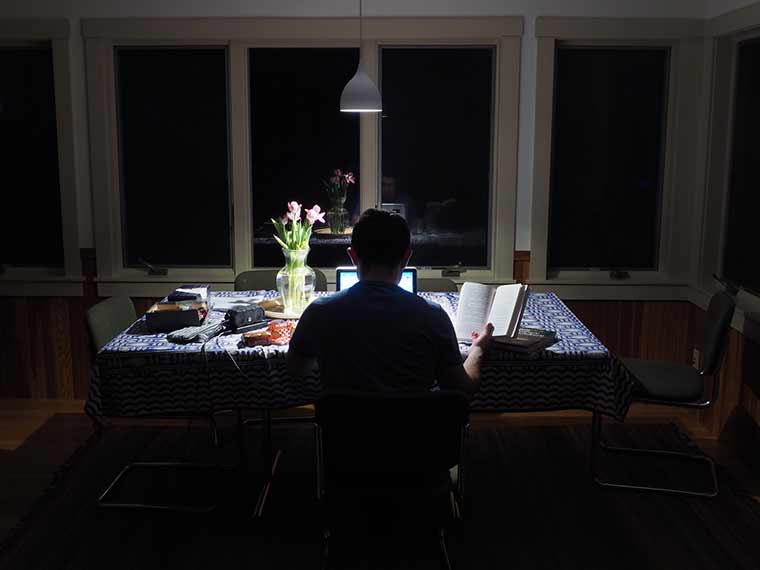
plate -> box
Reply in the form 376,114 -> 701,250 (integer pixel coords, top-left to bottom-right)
264,309 -> 302,320
259,297 -> 305,319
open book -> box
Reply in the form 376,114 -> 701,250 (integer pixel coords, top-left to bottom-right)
454,283 -> 529,342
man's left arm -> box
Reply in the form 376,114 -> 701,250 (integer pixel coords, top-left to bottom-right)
286,304 -> 320,377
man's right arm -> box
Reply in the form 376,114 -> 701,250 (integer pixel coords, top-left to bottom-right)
438,323 -> 493,396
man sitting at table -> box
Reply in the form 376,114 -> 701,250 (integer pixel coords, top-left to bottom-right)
287,208 -> 492,393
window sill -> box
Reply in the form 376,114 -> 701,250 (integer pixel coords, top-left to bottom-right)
689,283 -> 760,345
96,277 -> 234,298
527,279 -> 691,301
0,274 -> 84,296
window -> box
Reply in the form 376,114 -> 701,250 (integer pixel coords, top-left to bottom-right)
250,48 -> 360,268
0,44 -> 63,267
116,47 -> 231,268
84,17 -> 521,293
381,47 -> 494,268
548,46 -> 669,271
723,38 -> 760,295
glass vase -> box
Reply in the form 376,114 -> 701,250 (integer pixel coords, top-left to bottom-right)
326,193 -> 349,234
276,248 -> 316,315
326,207 -> 349,234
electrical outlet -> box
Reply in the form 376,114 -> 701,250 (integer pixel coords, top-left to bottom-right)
692,348 -> 701,370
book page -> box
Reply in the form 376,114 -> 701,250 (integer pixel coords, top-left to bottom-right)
486,284 -> 527,338
454,282 -> 495,341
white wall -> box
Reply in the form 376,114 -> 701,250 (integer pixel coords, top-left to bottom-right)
704,0 -> 759,18
0,0 -> 710,251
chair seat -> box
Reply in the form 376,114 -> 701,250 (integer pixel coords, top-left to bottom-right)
623,358 -> 705,403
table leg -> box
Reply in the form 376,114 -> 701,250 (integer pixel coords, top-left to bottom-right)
253,408 -> 282,519
590,411 -> 601,476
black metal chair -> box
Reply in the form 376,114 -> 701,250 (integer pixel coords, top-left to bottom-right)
315,390 -> 469,570
234,268 -> 328,292
591,289 -> 736,497
87,296 -> 230,512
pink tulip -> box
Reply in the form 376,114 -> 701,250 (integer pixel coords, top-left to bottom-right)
329,176 -> 340,185
333,169 -> 342,176
306,204 -> 326,225
286,201 -> 302,221
344,172 -> 355,184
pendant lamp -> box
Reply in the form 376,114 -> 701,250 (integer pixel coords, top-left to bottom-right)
340,0 -> 382,113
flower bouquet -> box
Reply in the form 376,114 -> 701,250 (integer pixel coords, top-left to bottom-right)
270,201 -> 325,315
322,169 -> 355,234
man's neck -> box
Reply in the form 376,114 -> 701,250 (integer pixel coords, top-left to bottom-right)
359,266 -> 400,285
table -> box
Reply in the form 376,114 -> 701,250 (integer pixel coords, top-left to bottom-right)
85,291 -> 635,422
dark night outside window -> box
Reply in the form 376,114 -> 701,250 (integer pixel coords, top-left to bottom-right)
381,47 -> 493,268
548,46 -> 669,271
0,45 -> 63,267
723,38 -> 760,295
116,47 -> 231,267
250,48 -> 360,268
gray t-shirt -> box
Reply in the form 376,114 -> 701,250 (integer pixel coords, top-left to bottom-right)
288,280 -> 463,392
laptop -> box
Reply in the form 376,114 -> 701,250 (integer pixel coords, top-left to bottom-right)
335,267 -> 418,293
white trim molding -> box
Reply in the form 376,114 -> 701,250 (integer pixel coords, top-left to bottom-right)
529,17 -> 710,292
0,19 -> 84,295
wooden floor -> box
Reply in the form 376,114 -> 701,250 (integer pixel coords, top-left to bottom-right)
0,398 -> 86,450
1,398 -> 759,547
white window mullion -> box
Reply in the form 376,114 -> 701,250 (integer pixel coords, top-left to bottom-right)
360,39 -> 380,213
228,42 -> 253,274
491,36 -> 521,282
85,37 -> 120,280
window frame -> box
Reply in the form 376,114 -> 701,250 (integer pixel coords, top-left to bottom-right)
529,17 -> 706,298
0,20 -> 84,296
377,42 -> 499,278
698,24 -> 760,335
83,17 -> 522,295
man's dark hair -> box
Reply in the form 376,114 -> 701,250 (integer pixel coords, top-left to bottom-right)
351,209 -> 410,268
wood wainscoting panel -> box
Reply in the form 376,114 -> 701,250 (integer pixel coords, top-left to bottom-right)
1,295 -> 158,400
513,250 -> 530,283
563,300 -> 693,363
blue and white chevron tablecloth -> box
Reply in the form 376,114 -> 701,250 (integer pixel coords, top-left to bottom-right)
85,291 -> 635,422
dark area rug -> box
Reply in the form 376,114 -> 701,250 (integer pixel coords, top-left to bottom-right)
2,415 -> 760,570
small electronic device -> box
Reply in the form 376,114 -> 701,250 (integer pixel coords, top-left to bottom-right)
223,303 -> 267,332
335,266 -> 417,293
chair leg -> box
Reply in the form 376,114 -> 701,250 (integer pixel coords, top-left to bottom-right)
98,414 -> 231,512
98,462 -> 224,512
320,528 -> 330,570
439,529 -> 453,570
590,411 -> 719,498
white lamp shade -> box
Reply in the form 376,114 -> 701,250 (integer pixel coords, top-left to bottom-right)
340,64 -> 382,113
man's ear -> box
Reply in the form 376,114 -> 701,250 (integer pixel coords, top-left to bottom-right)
402,247 -> 413,267
347,247 -> 359,266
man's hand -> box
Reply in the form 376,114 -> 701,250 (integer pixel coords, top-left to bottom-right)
471,322 -> 495,350
463,322 -> 494,384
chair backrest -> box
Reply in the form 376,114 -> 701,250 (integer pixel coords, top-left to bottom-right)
234,268 -> 328,292
702,290 -> 736,375
86,296 -> 137,352
417,278 -> 458,293
316,390 -> 469,477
